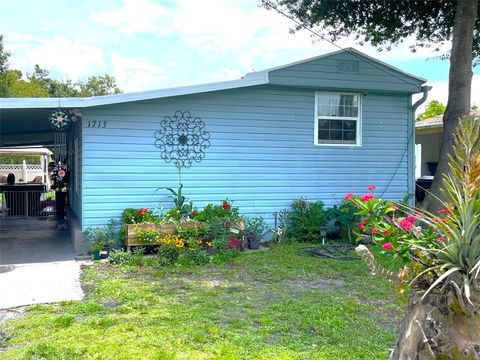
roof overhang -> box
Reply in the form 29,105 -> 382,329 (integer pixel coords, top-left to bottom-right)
0,75 -> 269,110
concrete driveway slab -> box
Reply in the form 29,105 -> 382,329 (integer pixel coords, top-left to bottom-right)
0,260 -> 84,310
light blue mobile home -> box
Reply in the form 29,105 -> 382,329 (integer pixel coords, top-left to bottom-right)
1,48 -> 429,255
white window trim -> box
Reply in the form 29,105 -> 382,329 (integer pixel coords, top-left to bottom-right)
314,91 -> 363,147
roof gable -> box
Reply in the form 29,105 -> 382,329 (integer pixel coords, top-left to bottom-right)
264,48 -> 425,93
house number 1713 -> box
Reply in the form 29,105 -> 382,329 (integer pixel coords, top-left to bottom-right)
87,120 -> 107,128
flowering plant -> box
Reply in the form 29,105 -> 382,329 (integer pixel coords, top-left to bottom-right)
122,208 -> 158,224
349,118 -> 480,312
49,162 -> 68,191
193,200 -> 239,222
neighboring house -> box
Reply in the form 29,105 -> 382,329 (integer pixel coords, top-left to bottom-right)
415,110 -> 480,177
1,48 -> 429,255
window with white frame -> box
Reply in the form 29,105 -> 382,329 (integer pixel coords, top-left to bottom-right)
314,92 -> 361,146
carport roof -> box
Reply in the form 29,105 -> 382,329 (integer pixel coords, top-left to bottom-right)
0,76 -> 268,109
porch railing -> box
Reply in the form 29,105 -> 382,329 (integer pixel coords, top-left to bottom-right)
0,191 -> 55,218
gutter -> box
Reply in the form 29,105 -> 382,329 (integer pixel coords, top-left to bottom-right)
412,85 -> 432,114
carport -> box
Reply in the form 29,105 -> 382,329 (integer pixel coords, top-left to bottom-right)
0,103 -> 83,264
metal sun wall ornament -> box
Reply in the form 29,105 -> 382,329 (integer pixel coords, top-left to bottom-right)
154,111 -> 210,168
49,109 -> 71,130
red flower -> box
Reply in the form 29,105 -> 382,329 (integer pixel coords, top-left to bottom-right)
438,237 -> 445,243
368,185 -> 377,191
359,221 -> 367,231
439,208 -> 453,216
382,242 -> 394,251
226,237 -> 241,251
143,208 -> 149,213
58,170 -> 66,177
399,218 -> 414,231
383,230 -> 391,236
222,203 -> 231,211
344,193 -> 354,201
138,209 -> 144,216
371,228 -> 379,235
191,210 -> 197,217
361,193 -> 374,202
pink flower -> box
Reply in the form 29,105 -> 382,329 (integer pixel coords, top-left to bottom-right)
406,216 -> 416,224
399,219 -> 414,232
371,228 -> 379,235
344,193 -> 354,201
361,193 -> 374,202
359,221 -> 367,231
58,170 -> 66,177
368,185 -> 377,191
382,242 -> 394,251
439,208 -> 453,216
438,237 -> 445,243
57,116 -> 63,123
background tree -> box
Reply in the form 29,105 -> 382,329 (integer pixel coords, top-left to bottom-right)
0,35 -> 122,98
78,74 -> 122,97
261,0 -> 479,213
417,100 -> 446,120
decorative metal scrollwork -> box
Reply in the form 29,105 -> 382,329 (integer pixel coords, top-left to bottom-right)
154,111 -> 210,168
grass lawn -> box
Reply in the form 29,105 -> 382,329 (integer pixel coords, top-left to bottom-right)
0,244 -> 405,359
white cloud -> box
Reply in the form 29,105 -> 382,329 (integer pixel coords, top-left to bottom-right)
6,35 -> 105,81
110,54 -> 169,92
92,0 -> 169,35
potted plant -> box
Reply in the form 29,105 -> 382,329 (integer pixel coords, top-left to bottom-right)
245,216 -> 267,250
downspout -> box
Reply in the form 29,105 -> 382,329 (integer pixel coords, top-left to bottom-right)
413,85 -> 432,114
408,85 -> 432,201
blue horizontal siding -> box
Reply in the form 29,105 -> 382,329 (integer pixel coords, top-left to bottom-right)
81,86 -> 411,228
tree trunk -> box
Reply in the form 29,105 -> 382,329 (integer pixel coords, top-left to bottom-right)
422,0 -> 478,212
390,290 -> 480,360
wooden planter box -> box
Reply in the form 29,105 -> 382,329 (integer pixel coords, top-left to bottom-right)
125,220 -> 246,251
125,222 -> 200,250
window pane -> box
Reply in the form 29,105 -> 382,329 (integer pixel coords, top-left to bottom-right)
317,93 -> 359,118
316,118 -> 358,145
343,120 -> 356,130
318,119 -> 329,129
331,120 -> 343,130
318,130 -> 329,140
331,130 -> 343,140
344,130 -> 356,141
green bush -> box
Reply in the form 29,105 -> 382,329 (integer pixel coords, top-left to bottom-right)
286,197 -> 327,242
83,219 -> 121,253
326,202 -> 361,243
109,248 -> 144,266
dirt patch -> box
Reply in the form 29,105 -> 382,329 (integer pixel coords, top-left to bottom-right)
101,300 -> 121,310
282,277 -> 347,292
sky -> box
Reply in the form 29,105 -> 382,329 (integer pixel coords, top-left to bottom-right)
2,0 -> 480,112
